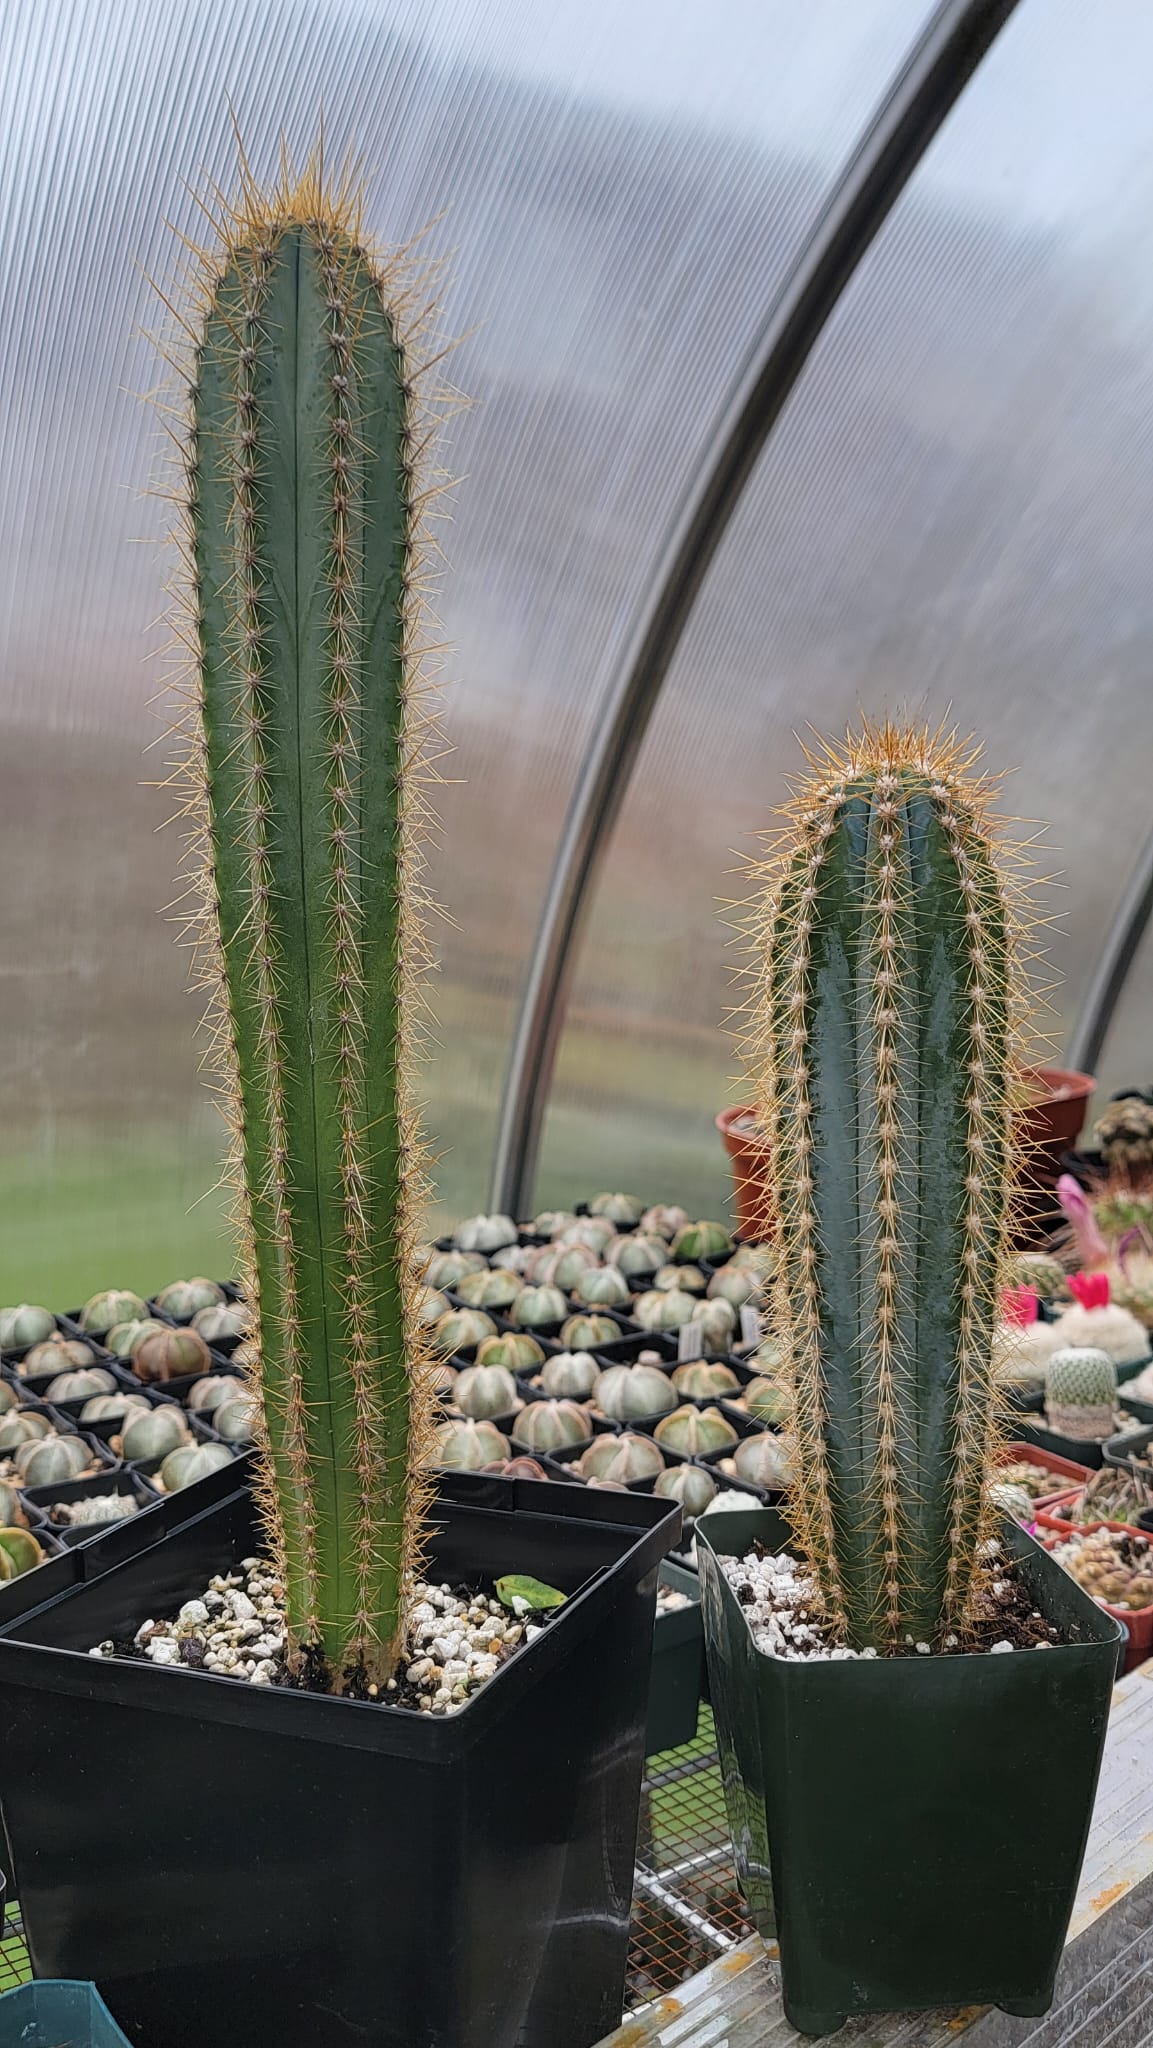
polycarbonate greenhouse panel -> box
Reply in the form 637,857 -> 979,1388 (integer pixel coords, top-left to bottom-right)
537,0 -> 1153,1216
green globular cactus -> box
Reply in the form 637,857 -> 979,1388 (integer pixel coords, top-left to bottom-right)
154,1278 -> 225,1321
577,1434 -> 664,1485
654,1463 -> 717,1519
593,1361 -> 676,1421
573,1266 -> 631,1309
177,156 -> 447,1689
748,722 -> 1031,1650
80,1290 -> 148,1335
453,1362 -> 519,1421
510,1400 -> 592,1454
672,1359 -> 739,1401
560,1313 -> 619,1350
538,1350 -> 598,1399
1044,1347 -> 1117,1441
0,1306 -> 56,1351
454,1268 -> 522,1312
654,1406 -> 737,1457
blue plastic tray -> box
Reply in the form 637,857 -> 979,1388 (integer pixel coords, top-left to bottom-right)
0,1980 -> 131,2045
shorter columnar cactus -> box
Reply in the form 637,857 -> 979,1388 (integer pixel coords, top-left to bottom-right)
633,1289 -> 700,1333
654,1406 -> 737,1457
454,1268 -> 522,1311
589,1192 -> 644,1226
80,1393 -> 151,1426
134,1328 -> 212,1384
594,1361 -> 677,1420
192,1301 -> 250,1345
641,1204 -> 688,1240
0,1529 -> 44,1579
743,1376 -> 791,1427
509,1284 -> 567,1329
159,1442 -> 236,1492
434,1417 -> 510,1469
733,1432 -> 795,1490
1094,1096 -> 1153,1182
538,1350 -> 599,1399
45,1368 -> 117,1403
119,1409 -> 193,1463
20,1337 -> 93,1378
0,1305 -> 56,1351
0,1413 -> 51,1451
79,1290 -> 148,1336
573,1266 -> 631,1309
454,1214 -> 518,1254
654,1463 -> 717,1520
187,1375 -> 242,1415
557,1217 -> 615,1255
425,1250 -> 487,1290
17,1435 -> 94,1487
653,1263 -> 706,1295
578,1434 -> 665,1484
212,1394 -> 260,1442
104,1320 -> 168,1359
671,1221 -> 732,1264
1045,1347 -> 1118,1440
606,1234 -> 668,1280
454,1363 -> 519,1421
561,1312 -> 619,1349
153,1278 -> 225,1322
707,1264 -> 761,1309
672,1360 -> 740,1400
432,1308 -> 497,1358
511,1400 -> 593,1454
1009,1253 -> 1068,1302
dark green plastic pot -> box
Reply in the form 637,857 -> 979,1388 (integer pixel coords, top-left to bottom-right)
697,1508 -> 1120,2037
646,1559 -> 703,1754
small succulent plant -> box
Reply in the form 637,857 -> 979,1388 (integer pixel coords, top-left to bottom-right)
433,1416 -> 511,1470
654,1463 -> 717,1520
641,1204 -> 688,1240
533,1210 -> 577,1238
191,1301 -> 250,1346
531,1244 -> 600,1291
79,1290 -> 148,1336
431,1308 -> 497,1358
1093,1095 -> 1153,1183
0,1528 -> 44,1579
0,1413 -> 52,1451
1008,1253 -> 1068,1303
653,1263 -> 706,1295
79,1393 -> 151,1425
153,1278 -> 225,1322
556,1217 -> 615,1255
453,1362 -> 519,1421
605,1234 -> 668,1281
0,1305 -> 56,1351
654,1406 -> 737,1457
732,1431 -> 795,1490
589,1192 -> 644,1226
707,1263 -> 761,1309
1045,1347 -> 1118,1441
578,1434 -> 664,1485
104,1319 -> 168,1359
0,1384 -> 16,1415
509,1284 -> 567,1329
159,1442 -> 237,1492
454,1214 -> 518,1254
561,1312 -> 620,1349
572,1266 -> 631,1309
187,1375 -> 242,1415
17,1435 -> 94,1488
632,1289 -> 700,1333
697,1299 -> 738,1352
119,1408 -> 193,1463
671,1221 -> 733,1264
1049,1526 -> 1153,1610
594,1361 -> 676,1421
134,1328 -> 212,1384
425,1250 -> 488,1291
672,1359 -> 740,1401
729,1244 -> 775,1281
416,1286 -> 450,1327
0,1482 -> 26,1526
511,1400 -> 592,1454
743,1376 -> 791,1427
538,1350 -> 599,1399
45,1368 -> 117,1403
1051,1301 -> 1150,1366
20,1337 -> 93,1378
430,1363 -> 457,1400
212,1394 -> 260,1442
475,1333 -> 545,1373
454,1267 -> 522,1312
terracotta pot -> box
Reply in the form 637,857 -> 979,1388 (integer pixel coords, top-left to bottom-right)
715,1106 -> 772,1241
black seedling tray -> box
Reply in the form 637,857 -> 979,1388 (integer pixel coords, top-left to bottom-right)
22,1466 -> 162,1546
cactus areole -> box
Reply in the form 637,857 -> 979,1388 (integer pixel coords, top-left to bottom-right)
750,723 -> 1031,1653
184,161 -> 441,1690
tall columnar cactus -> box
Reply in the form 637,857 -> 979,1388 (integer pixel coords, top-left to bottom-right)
748,723 -> 1032,1651
175,156 -> 443,1688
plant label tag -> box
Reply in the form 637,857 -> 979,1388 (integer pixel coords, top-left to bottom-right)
740,1305 -> 762,1349
678,1321 -> 705,1362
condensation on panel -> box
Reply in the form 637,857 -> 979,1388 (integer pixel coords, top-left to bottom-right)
538,0 -> 1153,1222
0,0 -> 926,1285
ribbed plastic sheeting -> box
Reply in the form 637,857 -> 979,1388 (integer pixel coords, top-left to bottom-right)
538,0 -> 1153,1216
0,0 -> 930,1288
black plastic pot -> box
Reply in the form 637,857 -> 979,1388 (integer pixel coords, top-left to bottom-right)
0,1467 -> 678,2048
646,1559 -> 703,1755
697,1506 -> 1120,2037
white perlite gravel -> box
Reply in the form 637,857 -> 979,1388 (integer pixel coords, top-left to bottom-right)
52,1493 -> 138,1527
88,1556 -> 541,1712
719,1545 -> 1038,1659
656,1585 -> 693,1616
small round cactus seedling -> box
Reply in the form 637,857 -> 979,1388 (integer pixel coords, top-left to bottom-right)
654,1463 -> 717,1520
433,1416 -> 511,1470
483,1456 -> 549,1479
454,1363 -> 519,1421
119,1408 -> 193,1463
533,1244 -> 601,1291
509,1284 -> 567,1330
672,1359 -> 740,1401
453,1214 -> 518,1255
589,1192 -> 644,1226
744,1376 -> 791,1427
511,1400 -> 593,1455
653,1263 -> 706,1295
578,1434 -> 664,1485
212,1394 -> 260,1442
416,1286 -> 450,1327
454,1267 -> 522,1312
0,1305 -> 56,1351
671,1221 -> 733,1264
425,1249 -> 488,1291
1045,1347 -> 1118,1441
633,1289 -> 700,1333
0,1483 -> 27,1526
153,1278 -> 225,1322
186,1375 -> 242,1415
104,1319 -> 168,1359
0,1412 -> 52,1451
707,1263 -> 762,1309
533,1210 -> 577,1239
594,1361 -> 676,1421
539,1350 -> 599,1399
573,1266 -> 631,1309
654,1406 -> 737,1457
730,1244 -> 775,1282
0,1529 -> 44,1578
19,1337 -> 93,1379
0,1383 -> 15,1415
431,1308 -> 498,1359
1008,1253 -> 1068,1303
605,1234 -> 668,1281
134,1328 -> 212,1385
79,1393 -> 151,1425
17,1435 -> 94,1487
191,1301 -> 251,1346
641,1204 -> 688,1240
697,1300 -> 738,1352
556,1217 -> 615,1255
561,1312 -> 620,1350
45,1368 -> 117,1403
430,1363 -> 458,1400
158,1443 -> 236,1492
732,1432 -> 795,1490
475,1332 -> 545,1373
79,1290 -> 148,1336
